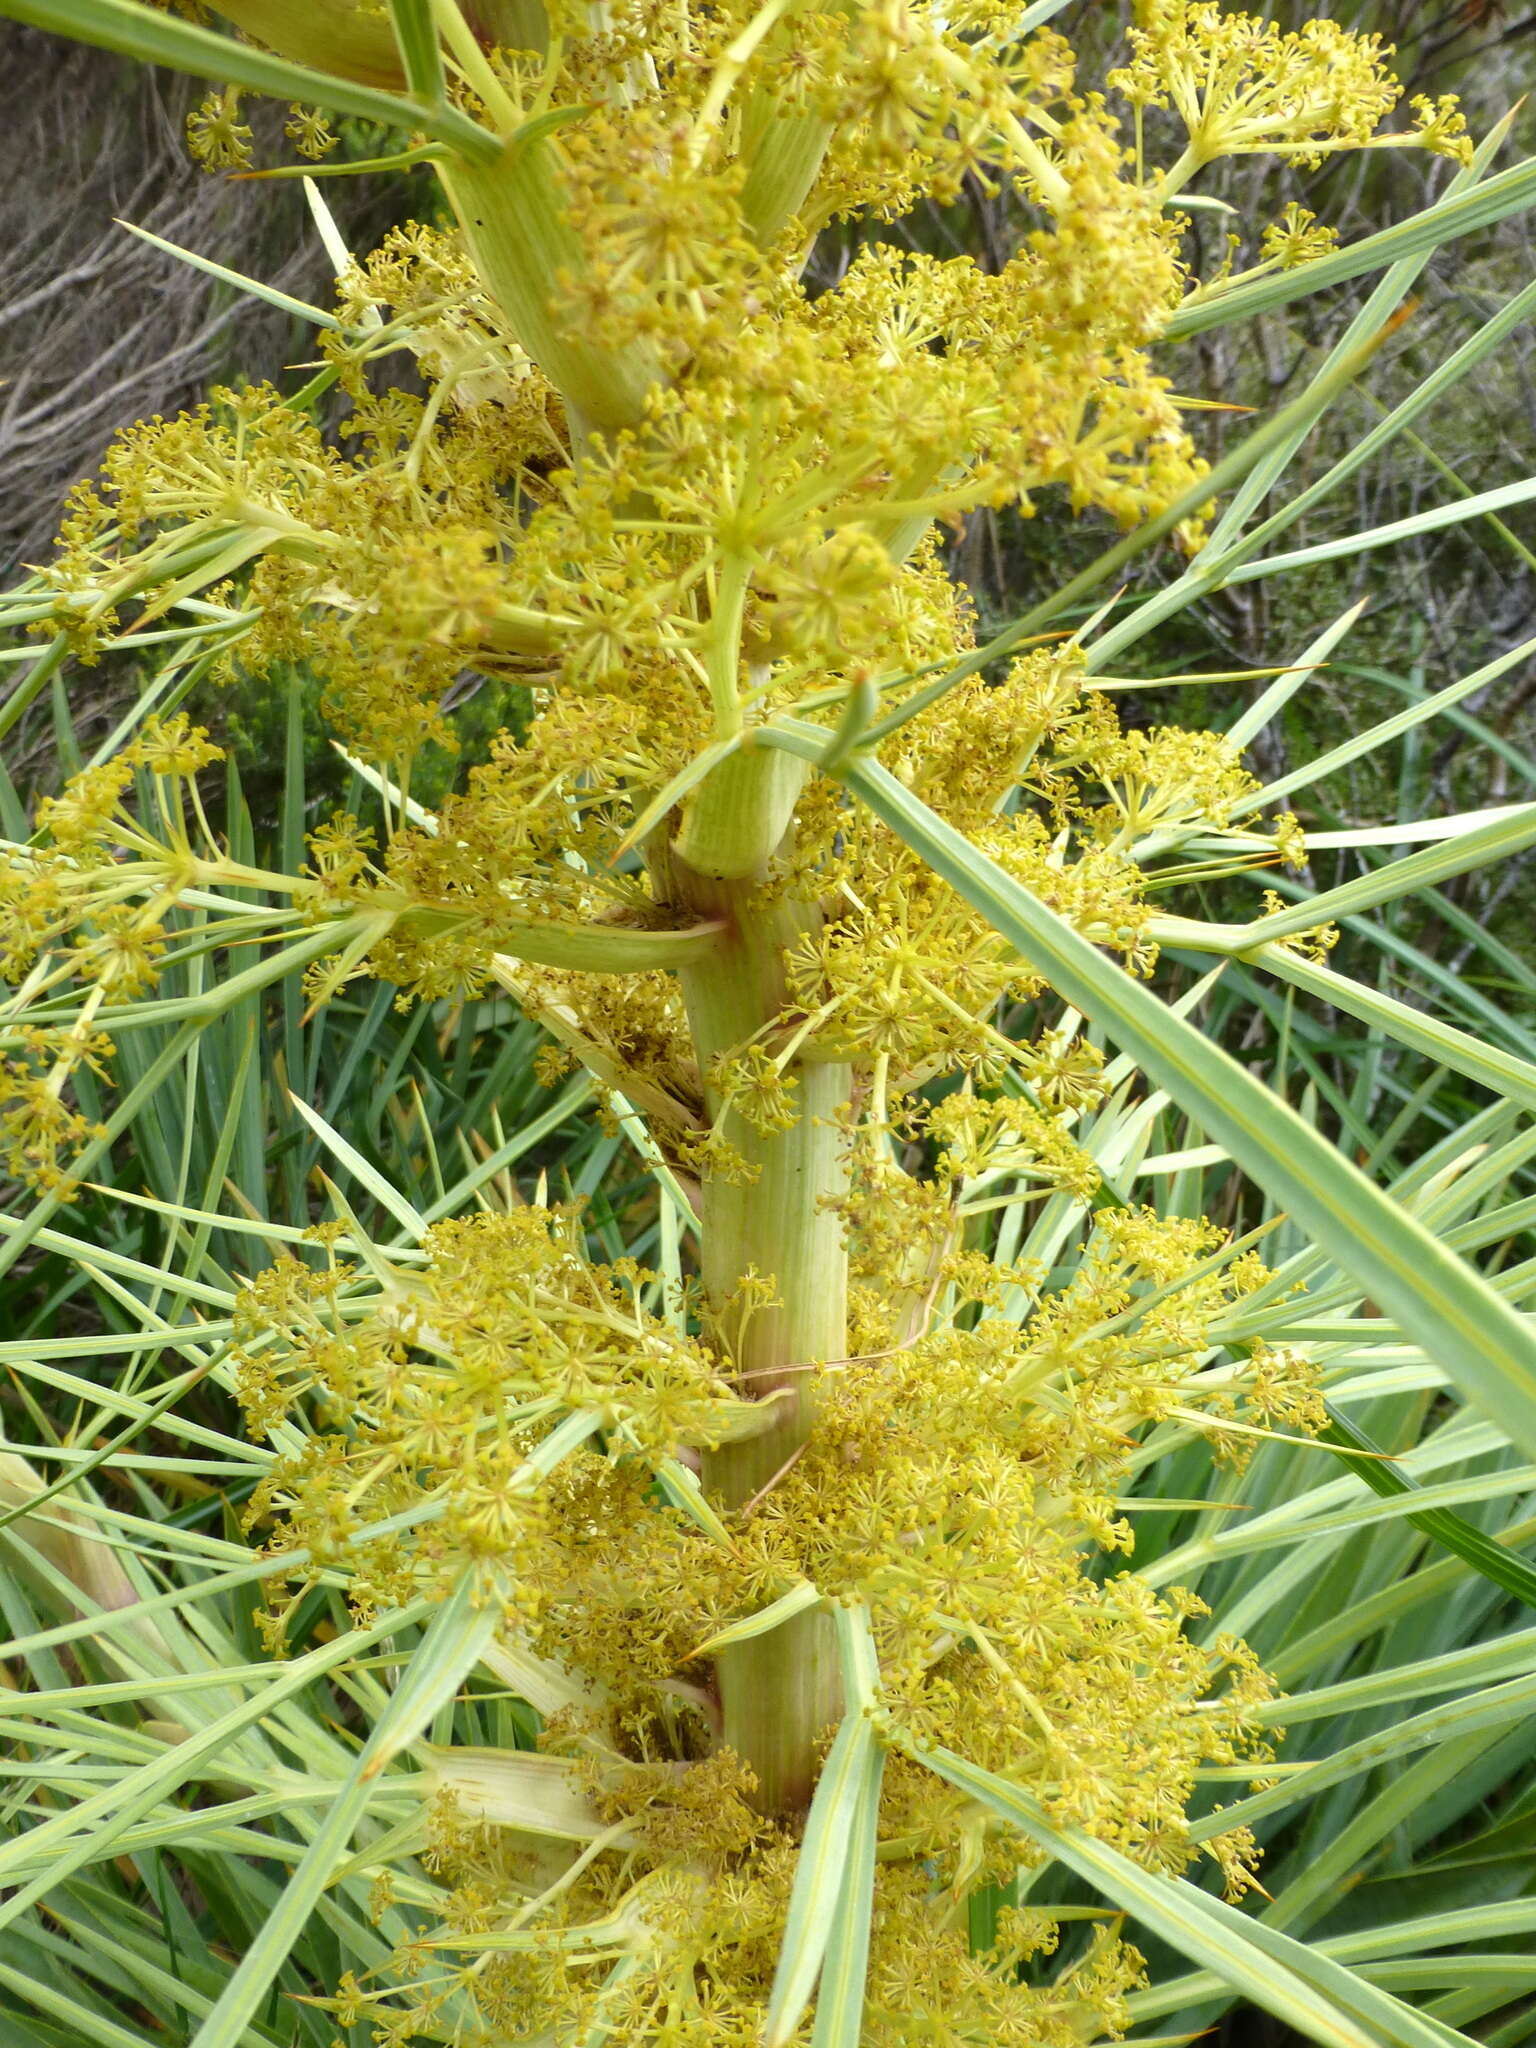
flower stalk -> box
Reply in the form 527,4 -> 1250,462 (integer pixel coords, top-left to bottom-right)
655,748 -> 850,1811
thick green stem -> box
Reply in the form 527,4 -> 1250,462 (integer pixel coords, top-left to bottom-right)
654,751 -> 849,1815
672,743 -> 803,882
737,102 -> 836,248
436,138 -> 662,436
211,0 -> 405,84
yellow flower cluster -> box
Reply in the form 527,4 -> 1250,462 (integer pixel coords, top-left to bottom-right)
0,716 -> 224,1191
1112,0 -> 1470,181
239,1186 -> 1285,2047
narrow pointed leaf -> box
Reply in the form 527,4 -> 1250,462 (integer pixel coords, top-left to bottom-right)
0,1601 -> 433,1934
1236,628 -> 1536,815
1165,154 -> 1536,339
762,1710 -> 879,2048
1146,922 -> 1536,1114
188,1584 -> 490,2048
754,727 -> 1536,1463
1318,1406 -> 1536,1608
912,1740 -> 1466,2048
763,1608 -> 885,2048
287,1091 -> 428,1239
690,1581 -> 823,1658
1246,802 -> 1536,938
1185,1669 -> 1536,1841
1224,475 -> 1536,586
1224,601 -> 1365,749
809,1731 -> 883,2048
115,218 -> 341,330
359,1573 -> 498,1777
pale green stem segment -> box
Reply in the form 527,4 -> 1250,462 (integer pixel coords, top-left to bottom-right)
733,0 -> 860,246
435,136 -> 662,436
737,99 -> 837,246
210,0 -> 405,85
653,749 -> 849,1815
673,744 -> 805,880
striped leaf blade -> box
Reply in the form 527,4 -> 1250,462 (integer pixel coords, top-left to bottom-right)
913,1740 -> 1469,2048
752,732 -> 1536,1463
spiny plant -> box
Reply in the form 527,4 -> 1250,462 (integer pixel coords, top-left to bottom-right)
2,1 -> 1536,2044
